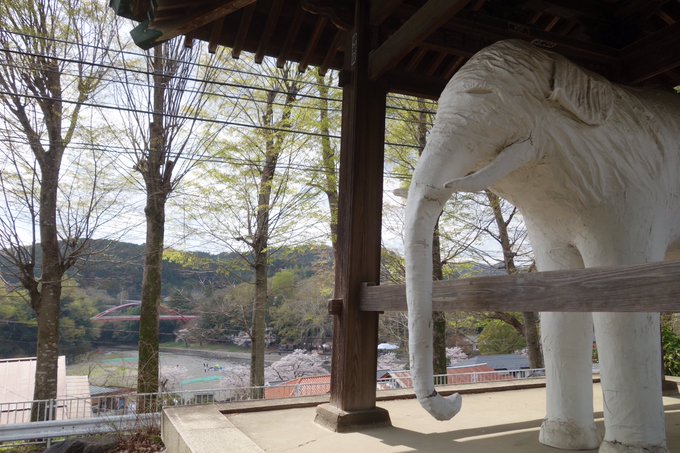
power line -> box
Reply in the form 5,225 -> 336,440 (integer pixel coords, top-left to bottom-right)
0,29 -> 439,116
0,133 -> 416,180
0,27 -> 440,108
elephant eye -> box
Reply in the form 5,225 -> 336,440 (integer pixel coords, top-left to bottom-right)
463,88 -> 493,94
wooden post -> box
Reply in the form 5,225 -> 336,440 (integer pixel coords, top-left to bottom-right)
315,0 -> 391,432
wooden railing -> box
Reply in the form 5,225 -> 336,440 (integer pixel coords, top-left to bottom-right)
360,260 -> 680,312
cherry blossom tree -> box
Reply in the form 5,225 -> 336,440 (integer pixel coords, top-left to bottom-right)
446,346 -> 468,366
377,352 -> 406,371
265,349 -> 327,383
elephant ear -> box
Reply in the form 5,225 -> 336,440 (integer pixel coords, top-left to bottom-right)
549,57 -> 613,126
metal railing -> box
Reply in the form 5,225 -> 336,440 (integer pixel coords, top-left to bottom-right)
0,367 -> 550,445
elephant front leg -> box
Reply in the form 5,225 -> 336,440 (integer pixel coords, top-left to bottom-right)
540,312 -> 601,449
533,244 -> 601,450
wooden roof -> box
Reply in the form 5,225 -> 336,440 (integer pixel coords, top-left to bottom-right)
111,0 -> 680,98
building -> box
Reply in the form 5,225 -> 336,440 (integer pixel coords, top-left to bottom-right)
0,356 -> 91,424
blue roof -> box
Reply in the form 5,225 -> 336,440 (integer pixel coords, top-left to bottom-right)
454,354 -> 530,370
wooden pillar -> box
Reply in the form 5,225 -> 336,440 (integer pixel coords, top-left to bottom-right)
315,0 -> 391,432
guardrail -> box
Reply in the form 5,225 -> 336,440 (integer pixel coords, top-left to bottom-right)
0,413 -> 159,444
0,367 -> 554,446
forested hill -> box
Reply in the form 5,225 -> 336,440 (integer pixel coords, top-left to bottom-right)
8,240 -> 334,301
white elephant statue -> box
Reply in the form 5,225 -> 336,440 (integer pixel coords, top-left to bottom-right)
405,39 -> 680,452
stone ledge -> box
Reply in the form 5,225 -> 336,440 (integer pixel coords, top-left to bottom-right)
162,405 -> 264,453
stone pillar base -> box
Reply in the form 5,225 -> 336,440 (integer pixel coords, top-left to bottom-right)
662,378 -> 678,396
599,439 -> 667,453
314,403 -> 391,433
539,418 -> 601,450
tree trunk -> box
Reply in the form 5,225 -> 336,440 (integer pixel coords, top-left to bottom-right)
137,193 -> 165,399
523,311 -> 543,368
249,81 -> 298,394
485,190 -> 543,367
249,90 -> 277,396
32,156 -> 62,421
432,222 -> 447,376
316,74 -> 339,265
136,46 -> 170,407
250,249 -> 267,398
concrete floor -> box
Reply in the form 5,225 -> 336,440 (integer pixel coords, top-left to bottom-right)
162,382 -> 680,452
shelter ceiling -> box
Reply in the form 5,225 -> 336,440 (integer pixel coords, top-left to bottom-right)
112,0 -> 680,98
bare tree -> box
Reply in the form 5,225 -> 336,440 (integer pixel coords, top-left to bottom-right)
483,190 -> 543,368
0,0 -> 116,419
105,37 -> 224,400
190,60 -> 318,395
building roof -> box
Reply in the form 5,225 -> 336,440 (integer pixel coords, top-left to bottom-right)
455,354 -> 530,370
0,356 -> 91,423
0,356 -> 67,404
112,1 -> 680,98
264,374 -> 331,399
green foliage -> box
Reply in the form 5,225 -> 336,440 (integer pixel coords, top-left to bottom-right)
0,284 -> 102,357
662,322 -> 680,376
478,319 -> 526,355
59,284 -> 101,355
269,269 -> 297,305
0,288 -> 36,357
269,271 -> 333,347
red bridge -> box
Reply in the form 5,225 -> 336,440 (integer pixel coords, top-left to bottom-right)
91,301 -> 198,323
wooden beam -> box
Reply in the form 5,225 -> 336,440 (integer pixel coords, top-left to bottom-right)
406,47 -> 428,71
231,4 -> 255,59
207,16 -> 225,53
621,23 -> 680,84
380,69 -> 446,99
255,0 -> 284,64
130,0 -> 255,50
299,16 -> 328,72
369,0 -> 406,25
360,260 -> 680,312
445,15 -> 618,63
426,51 -> 447,76
369,0 -> 471,79
444,55 -> 466,79
318,29 -> 343,75
276,6 -> 305,68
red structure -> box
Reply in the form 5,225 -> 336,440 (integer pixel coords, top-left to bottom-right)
90,301 -> 197,323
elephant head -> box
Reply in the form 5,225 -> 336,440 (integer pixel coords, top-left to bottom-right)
404,39 -> 615,420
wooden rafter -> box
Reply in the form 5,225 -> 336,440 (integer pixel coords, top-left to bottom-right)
299,16 -> 328,73
369,0 -> 405,25
208,16 -> 225,53
369,0 -> 471,80
444,55 -> 466,79
276,6 -> 305,68
622,22 -> 680,84
426,51 -> 447,76
445,15 -> 618,63
130,0 -> 255,49
407,48 -> 428,71
319,29 -> 343,76
255,0 -> 284,64
232,4 -> 255,59
360,260 -> 680,313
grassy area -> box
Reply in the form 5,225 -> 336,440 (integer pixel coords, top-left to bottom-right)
159,341 -> 250,354
67,360 -> 137,388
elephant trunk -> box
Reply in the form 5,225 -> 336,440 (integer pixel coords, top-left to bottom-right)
404,181 -> 462,421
